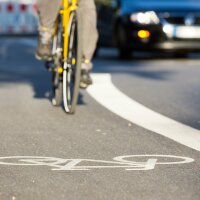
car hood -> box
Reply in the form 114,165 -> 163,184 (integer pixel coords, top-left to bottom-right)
121,0 -> 200,15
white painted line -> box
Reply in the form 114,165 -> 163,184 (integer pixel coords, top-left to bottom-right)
0,155 -> 194,171
87,73 -> 200,152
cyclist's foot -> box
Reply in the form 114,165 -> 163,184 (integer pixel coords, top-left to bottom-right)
80,69 -> 93,89
35,30 -> 53,61
80,59 -> 93,89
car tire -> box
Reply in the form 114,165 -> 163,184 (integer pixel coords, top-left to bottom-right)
119,49 -> 132,60
93,47 -> 99,58
173,52 -> 188,58
116,24 -> 132,60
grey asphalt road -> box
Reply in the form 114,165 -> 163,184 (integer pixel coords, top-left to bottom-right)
0,38 -> 199,200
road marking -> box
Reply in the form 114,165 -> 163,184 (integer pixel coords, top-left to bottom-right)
0,155 -> 194,171
87,73 -> 200,152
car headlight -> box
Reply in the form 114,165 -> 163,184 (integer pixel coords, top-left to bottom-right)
130,11 -> 160,25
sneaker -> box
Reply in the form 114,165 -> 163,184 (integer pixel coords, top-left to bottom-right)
35,30 -> 52,61
80,69 -> 93,89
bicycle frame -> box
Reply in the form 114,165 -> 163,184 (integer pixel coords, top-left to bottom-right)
60,0 -> 79,61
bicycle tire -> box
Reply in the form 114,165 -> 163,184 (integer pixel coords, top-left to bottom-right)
51,16 -> 63,107
52,72 -> 63,107
63,10 -> 82,114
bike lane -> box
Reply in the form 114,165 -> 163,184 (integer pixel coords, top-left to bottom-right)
0,39 -> 199,200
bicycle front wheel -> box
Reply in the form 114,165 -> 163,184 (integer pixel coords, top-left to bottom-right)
63,10 -> 82,114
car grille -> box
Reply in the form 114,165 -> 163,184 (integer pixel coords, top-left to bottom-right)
195,17 -> 200,25
164,16 -> 200,25
165,17 -> 184,25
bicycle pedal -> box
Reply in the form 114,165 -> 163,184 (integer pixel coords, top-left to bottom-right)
57,67 -> 63,74
45,62 -> 55,72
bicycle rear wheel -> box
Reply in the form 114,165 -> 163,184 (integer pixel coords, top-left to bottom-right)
63,10 -> 82,114
51,16 -> 63,107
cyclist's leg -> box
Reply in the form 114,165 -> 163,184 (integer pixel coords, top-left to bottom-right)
79,0 -> 98,87
37,0 -> 61,30
36,0 -> 61,60
79,0 -> 98,64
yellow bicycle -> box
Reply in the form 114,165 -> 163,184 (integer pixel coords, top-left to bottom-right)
47,0 -> 82,114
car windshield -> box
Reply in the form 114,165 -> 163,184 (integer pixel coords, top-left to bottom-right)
120,0 -> 200,15
121,0 -> 198,2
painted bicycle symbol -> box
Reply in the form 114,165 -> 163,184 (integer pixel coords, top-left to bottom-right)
0,155 -> 194,171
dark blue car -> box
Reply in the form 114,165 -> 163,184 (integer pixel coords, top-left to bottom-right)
96,0 -> 200,58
